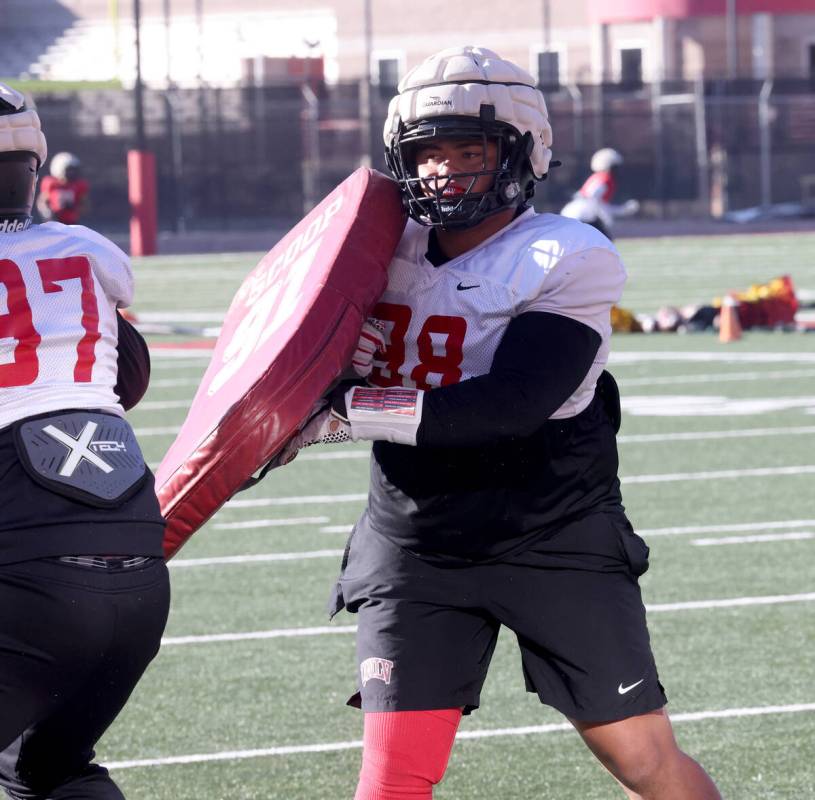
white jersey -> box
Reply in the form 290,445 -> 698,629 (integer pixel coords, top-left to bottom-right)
369,208 -> 626,418
0,222 -> 133,430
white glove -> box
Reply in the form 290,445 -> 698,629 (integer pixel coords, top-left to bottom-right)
279,385 -> 424,464
277,403 -> 351,465
350,319 -> 386,377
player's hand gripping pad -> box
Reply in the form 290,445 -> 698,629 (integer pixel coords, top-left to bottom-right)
156,169 -> 405,558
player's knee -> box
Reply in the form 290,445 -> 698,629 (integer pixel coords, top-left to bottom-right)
358,710 -> 461,796
611,738 -> 680,793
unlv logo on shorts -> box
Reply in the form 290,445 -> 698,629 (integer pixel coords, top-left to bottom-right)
360,657 -> 395,687
156,169 -> 406,558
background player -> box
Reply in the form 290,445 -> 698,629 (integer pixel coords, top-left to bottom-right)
283,47 -> 722,800
560,147 -> 639,239
36,150 -> 90,225
0,83 -> 168,799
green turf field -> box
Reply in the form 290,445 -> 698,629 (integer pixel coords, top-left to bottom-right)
108,232 -> 814,799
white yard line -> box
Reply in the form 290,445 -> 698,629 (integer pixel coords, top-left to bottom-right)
226,494 -> 368,509
618,426 -> 815,443
320,525 -> 354,534
622,465 -> 815,484
131,400 -> 191,411
159,591 -> 815,647
149,358 -> 208,369
298,450 -> 371,461
639,519 -> 815,537
617,368 -> 815,387
220,466 -> 815,513
691,532 -> 814,546
162,625 -> 357,646
134,425 -> 181,437
646,592 -> 815,612
610,352 -> 815,365
169,549 -> 344,568
147,378 -> 202,389
213,516 -> 330,530
148,349 -> 212,359
104,702 -> 815,770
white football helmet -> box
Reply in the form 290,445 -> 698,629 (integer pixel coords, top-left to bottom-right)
590,148 -> 623,173
383,46 -> 554,229
50,151 -> 81,181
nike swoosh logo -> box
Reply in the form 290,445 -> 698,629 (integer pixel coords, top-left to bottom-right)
618,679 -> 645,695
456,282 -> 480,291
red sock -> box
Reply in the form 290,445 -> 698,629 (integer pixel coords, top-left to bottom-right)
354,709 -> 463,800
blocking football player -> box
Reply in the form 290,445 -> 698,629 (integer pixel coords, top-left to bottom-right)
0,84 -> 169,798
285,47 -> 721,799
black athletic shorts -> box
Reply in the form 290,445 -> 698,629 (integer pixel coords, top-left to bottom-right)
333,509 -> 667,722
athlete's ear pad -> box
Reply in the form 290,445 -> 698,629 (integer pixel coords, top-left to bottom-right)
156,168 -> 406,558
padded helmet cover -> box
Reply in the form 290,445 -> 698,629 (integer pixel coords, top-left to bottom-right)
383,46 -> 553,228
0,83 -> 47,166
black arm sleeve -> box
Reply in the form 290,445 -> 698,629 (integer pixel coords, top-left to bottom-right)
114,312 -> 151,411
416,311 -> 601,448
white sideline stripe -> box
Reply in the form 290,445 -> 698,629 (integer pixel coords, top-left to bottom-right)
158,591 -> 815,647
691,532 -> 814,546
161,625 -> 357,646
623,465 -> 815,484
213,516 -> 330,530
169,549 -> 344,568
610,351 -> 815,365
618,426 -> 815,444
227,494 -> 367,508
134,426 -> 180,437
104,702 -> 815,770
640,519 -> 815,537
618,368 -> 815,387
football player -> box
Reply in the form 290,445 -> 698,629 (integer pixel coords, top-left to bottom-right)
560,147 -> 639,239
36,151 -> 90,225
0,83 -> 169,798
285,47 -> 721,799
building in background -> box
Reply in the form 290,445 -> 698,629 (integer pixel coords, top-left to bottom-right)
2,1 -> 813,233
3,1 -> 815,88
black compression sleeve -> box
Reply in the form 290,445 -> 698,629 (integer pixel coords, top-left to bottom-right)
115,312 -> 151,411
416,311 -> 601,447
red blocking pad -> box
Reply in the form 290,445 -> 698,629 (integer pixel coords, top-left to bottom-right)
156,168 -> 405,558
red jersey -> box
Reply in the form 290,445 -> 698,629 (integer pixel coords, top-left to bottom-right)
39,176 -> 90,225
578,170 -> 617,204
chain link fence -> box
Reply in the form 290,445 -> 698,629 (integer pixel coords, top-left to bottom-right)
28,78 -> 815,233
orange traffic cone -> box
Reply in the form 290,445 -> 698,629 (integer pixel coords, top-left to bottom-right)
719,295 -> 742,343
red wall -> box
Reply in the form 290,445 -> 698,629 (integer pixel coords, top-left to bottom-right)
587,0 -> 815,24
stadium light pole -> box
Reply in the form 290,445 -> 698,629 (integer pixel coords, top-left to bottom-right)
726,0 -> 738,79
128,0 -> 158,255
133,0 -> 145,151
359,0 -> 373,168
